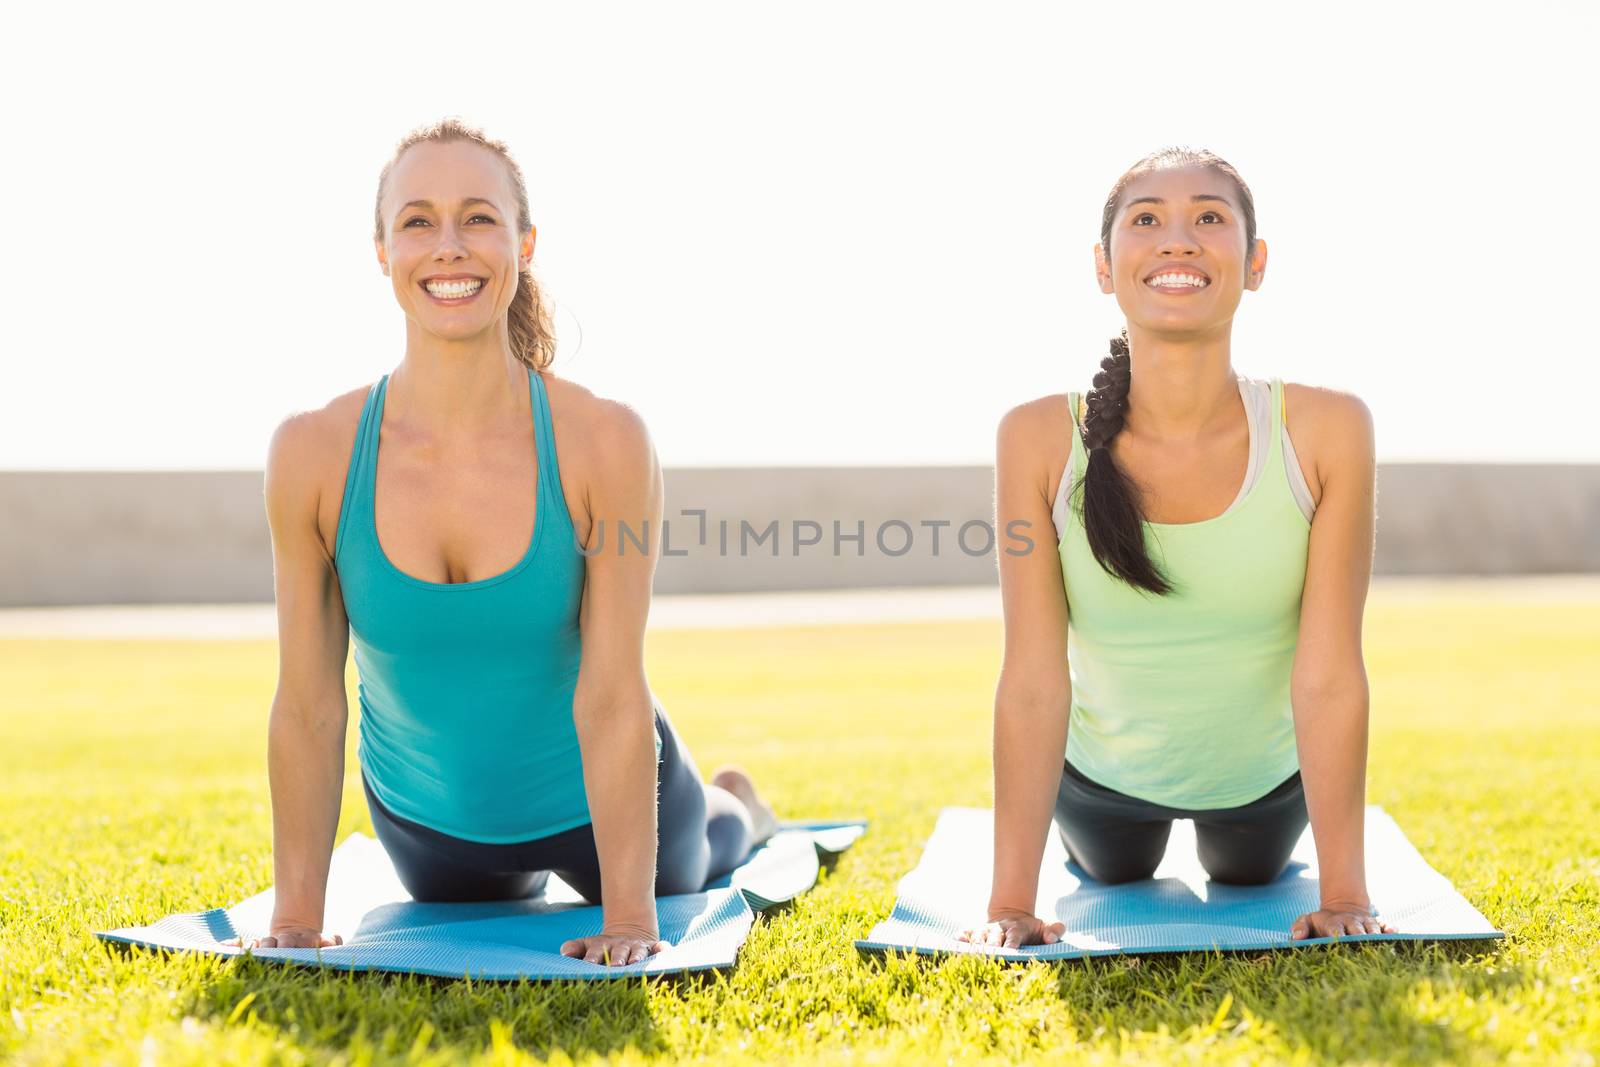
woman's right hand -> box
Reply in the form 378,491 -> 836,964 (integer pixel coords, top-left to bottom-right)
222,926 -> 343,950
958,910 -> 1066,950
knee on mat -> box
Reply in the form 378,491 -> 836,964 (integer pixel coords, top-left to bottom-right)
1203,859 -> 1287,886
1075,856 -> 1160,886
706,808 -> 752,861
653,863 -> 704,897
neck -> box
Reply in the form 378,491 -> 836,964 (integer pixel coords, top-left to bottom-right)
1121,321 -> 1239,444
388,323 -> 527,439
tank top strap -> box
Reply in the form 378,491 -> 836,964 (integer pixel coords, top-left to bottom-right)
527,369 -> 567,518
334,376 -> 386,564
1265,377 -> 1287,473
1066,390 -> 1089,479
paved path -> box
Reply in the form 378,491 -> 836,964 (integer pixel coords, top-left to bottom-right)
0,577 -> 1594,639
0,586 -> 1003,639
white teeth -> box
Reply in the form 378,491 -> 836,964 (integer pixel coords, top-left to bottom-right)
424,279 -> 483,297
1147,273 -> 1207,288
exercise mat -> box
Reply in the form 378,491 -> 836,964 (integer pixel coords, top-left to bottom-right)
97,819 -> 864,980
857,807 -> 1499,961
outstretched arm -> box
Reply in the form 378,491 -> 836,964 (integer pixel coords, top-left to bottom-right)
560,399 -> 667,966
1288,391 -> 1395,939
228,413 -> 350,950
961,399 -> 1073,950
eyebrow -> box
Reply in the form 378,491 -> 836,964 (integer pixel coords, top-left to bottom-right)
1125,194 -> 1233,208
396,197 -> 500,213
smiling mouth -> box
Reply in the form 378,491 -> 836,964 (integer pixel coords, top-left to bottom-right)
1144,271 -> 1210,291
420,278 -> 485,302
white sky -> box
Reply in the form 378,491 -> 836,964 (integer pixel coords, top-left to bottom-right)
3,1 -> 1596,468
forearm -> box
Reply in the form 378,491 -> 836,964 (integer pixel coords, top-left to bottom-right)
265,698 -> 346,929
575,690 -> 659,932
1292,681 -> 1372,906
988,684 -> 1071,917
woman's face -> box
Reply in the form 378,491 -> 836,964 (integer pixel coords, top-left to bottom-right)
375,140 -> 533,342
1095,164 -> 1266,338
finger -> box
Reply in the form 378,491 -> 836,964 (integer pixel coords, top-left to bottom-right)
331,934 -> 344,946
650,940 -> 668,956
255,937 -> 276,949
586,943 -> 608,966
1044,922 -> 1065,945
956,928 -> 973,944
1002,926 -> 1021,950
560,938 -> 585,959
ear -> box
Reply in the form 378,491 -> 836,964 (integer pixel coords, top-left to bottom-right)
521,224 -> 537,266
1244,237 -> 1268,291
1094,243 -> 1115,294
375,238 -> 390,277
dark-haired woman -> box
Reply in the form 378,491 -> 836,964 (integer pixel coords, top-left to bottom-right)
229,120 -> 776,967
962,149 -> 1396,949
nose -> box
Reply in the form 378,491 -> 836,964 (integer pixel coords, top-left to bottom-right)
1155,222 -> 1201,257
431,220 -> 468,262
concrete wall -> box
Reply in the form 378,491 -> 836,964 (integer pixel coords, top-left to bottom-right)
2,465 -> 1597,607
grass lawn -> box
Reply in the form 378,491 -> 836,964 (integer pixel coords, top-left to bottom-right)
2,582 -> 1597,1065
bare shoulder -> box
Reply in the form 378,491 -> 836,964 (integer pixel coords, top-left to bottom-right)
1282,383 -> 1374,488
540,374 -> 656,507
264,382 -> 375,553
268,384 -> 371,478
999,393 -> 1074,451
996,393 -> 1075,511
999,392 -> 1074,474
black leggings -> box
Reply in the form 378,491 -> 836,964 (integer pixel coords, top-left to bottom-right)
1053,759 -> 1308,886
362,702 -> 752,904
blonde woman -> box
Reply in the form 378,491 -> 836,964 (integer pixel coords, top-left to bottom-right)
235,119 -> 775,967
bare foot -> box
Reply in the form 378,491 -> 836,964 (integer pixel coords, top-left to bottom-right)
711,765 -> 779,845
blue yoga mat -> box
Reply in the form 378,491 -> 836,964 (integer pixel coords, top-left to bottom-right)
857,807 -> 1500,961
96,820 -> 864,981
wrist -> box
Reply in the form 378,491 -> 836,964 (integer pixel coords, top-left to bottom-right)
986,901 -> 1035,922
602,906 -> 659,938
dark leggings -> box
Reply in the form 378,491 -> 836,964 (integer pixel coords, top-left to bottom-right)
362,702 -> 753,904
1053,759 -> 1309,886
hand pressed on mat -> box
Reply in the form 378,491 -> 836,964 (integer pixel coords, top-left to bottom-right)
222,925 -> 343,950
958,909 -> 1065,949
1291,899 -> 1397,940
560,922 -> 668,966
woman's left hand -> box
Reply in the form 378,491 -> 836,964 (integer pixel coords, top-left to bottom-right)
560,924 -> 667,966
1290,901 -> 1396,940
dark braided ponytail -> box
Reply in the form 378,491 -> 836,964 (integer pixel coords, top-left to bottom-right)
1072,147 -> 1258,596
1073,328 -> 1174,595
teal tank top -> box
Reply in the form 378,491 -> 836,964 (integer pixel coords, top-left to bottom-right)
333,366 -> 591,843
1058,377 -> 1311,809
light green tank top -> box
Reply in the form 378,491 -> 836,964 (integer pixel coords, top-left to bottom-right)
1059,377 -> 1311,809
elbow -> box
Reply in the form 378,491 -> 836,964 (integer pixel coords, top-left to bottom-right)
269,692 -> 348,738
1290,668 -> 1369,708
571,678 -> 653,730
994,676 -> 1071,722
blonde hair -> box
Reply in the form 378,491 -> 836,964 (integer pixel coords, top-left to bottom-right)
373,118 -> 557,371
